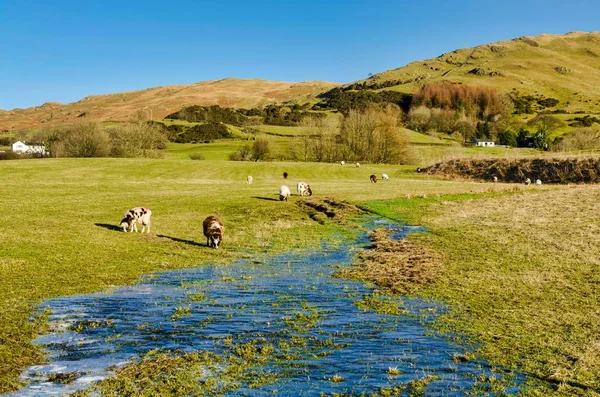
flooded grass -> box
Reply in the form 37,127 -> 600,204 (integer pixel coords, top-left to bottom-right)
7,217 -> 524,396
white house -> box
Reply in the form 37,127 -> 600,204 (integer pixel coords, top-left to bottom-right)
12,141 -> 46,155
473,139 -> 495,147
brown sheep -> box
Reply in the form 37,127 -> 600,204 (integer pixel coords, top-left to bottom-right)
203,216 -> 224,248
370,174 -> 377,183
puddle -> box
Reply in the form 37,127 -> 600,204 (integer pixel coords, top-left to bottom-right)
8,218 -> 524,396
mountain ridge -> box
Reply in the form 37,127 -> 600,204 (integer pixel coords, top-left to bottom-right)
0,78 -> 339,131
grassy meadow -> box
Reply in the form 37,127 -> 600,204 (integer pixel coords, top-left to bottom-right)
1,154 -> 599,395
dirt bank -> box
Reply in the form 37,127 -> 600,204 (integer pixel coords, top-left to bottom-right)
424,156 -> 600,183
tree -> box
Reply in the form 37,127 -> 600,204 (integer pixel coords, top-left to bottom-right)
527,115 -> 565,150
498,130 -> 518,147
252,137 -> 270,161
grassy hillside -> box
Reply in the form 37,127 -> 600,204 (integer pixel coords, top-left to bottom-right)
0,78 -> 339,131
357,32 -> 600,113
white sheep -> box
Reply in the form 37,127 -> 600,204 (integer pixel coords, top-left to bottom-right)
381,173 -> 389,181
356,162 -> 360,168
279,185 -> 291,201
247,175 -> 253,184
122,207 -> 152,233
297,182 -> 312,197
535,179 -> 542,185
340,161 -> 345,166
493,176 -> 498,184
525,178 -> 531,185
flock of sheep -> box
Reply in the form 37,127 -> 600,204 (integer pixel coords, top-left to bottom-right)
492,175 -> 542,185
118,166 -> 545,251
119,166 -> 392,248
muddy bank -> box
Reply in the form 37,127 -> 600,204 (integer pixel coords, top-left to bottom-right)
424,156 -> 600,183
335,229 -> 442,294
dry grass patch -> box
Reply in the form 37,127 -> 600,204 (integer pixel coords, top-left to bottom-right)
336,229 -> 442,294
415,185 -> 600,394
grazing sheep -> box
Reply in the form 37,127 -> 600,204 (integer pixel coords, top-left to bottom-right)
122,207 -> 152,233
381,173 -> 389,180
283,172 -> 288,179
247,175 -> 253,184
340,161 -> 345,166
370,174 -> 378,183
297,182 -> 313,197
356,162 -> 360,168
525,178 -> 531,185
279,185 -> 291,201
203,216 -> 224,248
535,179 -> 542,185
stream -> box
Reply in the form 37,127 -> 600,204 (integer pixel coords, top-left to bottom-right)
9,218 -> 524,396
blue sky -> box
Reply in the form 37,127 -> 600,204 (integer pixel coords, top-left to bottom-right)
1,0 -> 599,109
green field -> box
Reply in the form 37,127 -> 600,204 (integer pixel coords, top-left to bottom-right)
1,155 -> 599,395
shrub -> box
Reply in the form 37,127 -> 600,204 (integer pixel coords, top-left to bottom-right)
252,137 -> 270,161
175,123 -> 231,143
555,128 -> 600,151
188,153 -> 205,160
229,145 -> 252,161
107,122 -> 168,157
0,151 -> 21,160
61,123 -> 110,157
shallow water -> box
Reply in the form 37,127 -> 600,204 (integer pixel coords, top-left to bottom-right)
9,218 -> 523,396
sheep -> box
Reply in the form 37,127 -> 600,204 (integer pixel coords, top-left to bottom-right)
122,207 -> 152,233
356,162 -> 360,168
492,176 -> 498,184
247,175 -> 253,184
279,185 -> 291,201
525,178 -> 531,185
535,179 -> 542,185
283,172 -> 288,179
340,161 -> 345,166
297,182 -> 313,197
370,174 -> 378,183
416,167 -> 422,173
203,215 -> 224,249
381,173 -> 389,181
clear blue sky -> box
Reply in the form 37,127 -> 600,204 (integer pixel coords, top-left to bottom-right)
1,0 -> 599,109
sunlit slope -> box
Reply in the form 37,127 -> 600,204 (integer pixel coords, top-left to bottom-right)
0,78 -> 339,131
358,32 -> 600,112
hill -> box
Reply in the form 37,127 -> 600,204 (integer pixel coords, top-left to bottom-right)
346,31 -> 600,113
0,78 -> 338,131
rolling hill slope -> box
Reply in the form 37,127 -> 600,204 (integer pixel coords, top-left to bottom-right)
0,78 -> 338,131
351,31 -> 600,112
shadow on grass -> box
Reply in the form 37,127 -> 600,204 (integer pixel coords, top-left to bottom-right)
157,235 -> 205,247
252,196 -> 280,202
95,223 -> 123,232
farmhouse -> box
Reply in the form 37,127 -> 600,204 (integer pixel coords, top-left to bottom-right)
473,139 -> 495,147
11,141 -> 46,155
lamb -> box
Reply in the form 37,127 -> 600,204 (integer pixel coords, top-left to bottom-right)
535,179 -> 542,185
525,178 -> 531,185
370,174 -> 377,183
203,215 -> 224,248
122,207 -> 152,233
381,173 -> 389,181
356,162 -> 360,168
279,185 -> 291,201
247,175 -> 253,184
297,182 -> 313,197
493,176 -> 498,184
340,161 -> 345,166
